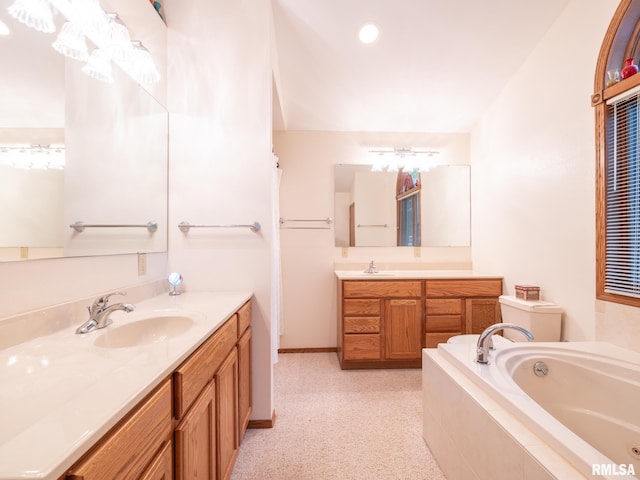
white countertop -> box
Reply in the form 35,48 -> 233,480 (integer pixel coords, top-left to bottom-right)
335,269 -> 502,280
0,291 -> 252,480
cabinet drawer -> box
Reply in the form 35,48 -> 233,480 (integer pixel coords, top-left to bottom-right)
425,332 -> 460,348
139,440 -> 172,480
343,280 -> 422,298
343,334 -> 381,360
344,299 -> 380,315
425,279 -> 502,297
426,315 -> 463,332
174,315 -> 238,419
425,298 -> 462,315
67,378 -> 172,480
344,316 -> 380,333
237,300 -> 251,337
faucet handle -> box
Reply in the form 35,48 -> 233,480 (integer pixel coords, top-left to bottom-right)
93,291 -> 127,308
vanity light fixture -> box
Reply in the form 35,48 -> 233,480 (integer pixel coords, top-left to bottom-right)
0,19 -> 10,36
8,0 -> 55,33
0,144 -> 65,170
358,22 -> 379,44
82,48 -> 114,83
369,148 -> 441,172
103,13 -> 133,64
22,0 -> 162,84
52,21 -> 89,61
128,41 -> 160,84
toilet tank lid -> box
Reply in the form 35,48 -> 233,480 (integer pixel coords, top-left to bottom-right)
499,295 -> 562,313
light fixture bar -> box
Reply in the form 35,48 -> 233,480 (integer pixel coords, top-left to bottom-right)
0,144 -> 65,170
368,148 -> 442,172
46,0 -> 161,84
369,148 -> 440,157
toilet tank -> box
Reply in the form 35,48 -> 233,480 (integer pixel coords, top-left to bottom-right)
499,295 -> 562,342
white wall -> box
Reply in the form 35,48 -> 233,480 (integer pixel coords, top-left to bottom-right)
274,130 -> 473,349
165,0 -> 275,421
470,0 -> 639,347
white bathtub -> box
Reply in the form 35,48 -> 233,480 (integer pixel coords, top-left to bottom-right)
423,340 -> 640,479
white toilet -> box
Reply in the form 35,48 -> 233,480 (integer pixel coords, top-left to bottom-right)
499,295 -> 562,342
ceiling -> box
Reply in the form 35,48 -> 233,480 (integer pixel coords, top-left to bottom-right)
271,0 -> 571,133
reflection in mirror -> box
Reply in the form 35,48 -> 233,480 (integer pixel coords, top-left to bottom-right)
0,3 -> 168,261
334,164 -> 470,247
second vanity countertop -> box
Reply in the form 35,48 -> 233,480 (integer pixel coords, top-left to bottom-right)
335,270 -> 502,280
0,291 -> 252,480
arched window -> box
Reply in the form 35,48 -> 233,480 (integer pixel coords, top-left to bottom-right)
396,170 -> 421,246
593,0 -> 640,306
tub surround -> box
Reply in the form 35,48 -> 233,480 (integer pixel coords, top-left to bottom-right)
423,341 -> 640,479
0,289 -> 252,480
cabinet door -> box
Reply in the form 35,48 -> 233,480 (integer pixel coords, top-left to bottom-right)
384,299 -> 422,360
216,348 -> 239,480
466,298 -> 501,334
66,379 -> 172,480
139,441 -> 173,480
237,327 -> 252,441
175,381 -> 216,480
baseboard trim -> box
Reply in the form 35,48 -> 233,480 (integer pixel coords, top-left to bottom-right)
278,347 -> 337,354
248,409 -> 276,429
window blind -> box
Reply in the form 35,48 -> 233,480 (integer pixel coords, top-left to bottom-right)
605,93 -> 640,297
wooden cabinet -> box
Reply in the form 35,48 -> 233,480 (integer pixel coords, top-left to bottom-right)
424,298 -> 463,348
338,280 -> 422,369
174,313 -> 240,480
174,381 -> 216,480
384,299 -> 422,360
338,277 -> 502,367
466,297 -> 501,334
66,378 -> 172,480
425,279 -> 502,347
216,348 -> 238,480
140,441 -> 173,480
66,299 -> 253,480
237,326 -> 252,440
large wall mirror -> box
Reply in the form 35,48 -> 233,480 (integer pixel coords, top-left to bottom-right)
0,2 -> 168,261
334,164 -> 470,247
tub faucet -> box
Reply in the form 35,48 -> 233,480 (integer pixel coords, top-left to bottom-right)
475,323 -> 534,364
75,292 -> 135,334
364,260 -> 378,273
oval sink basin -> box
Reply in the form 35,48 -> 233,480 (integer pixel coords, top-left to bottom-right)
94,315 -> 194,348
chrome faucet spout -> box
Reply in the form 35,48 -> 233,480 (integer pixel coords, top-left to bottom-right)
475,323 -> 534,364
364,260 -> 378,274
75,292 -> 135,334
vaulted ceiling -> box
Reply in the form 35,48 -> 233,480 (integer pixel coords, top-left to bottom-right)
271,0 -> 571,133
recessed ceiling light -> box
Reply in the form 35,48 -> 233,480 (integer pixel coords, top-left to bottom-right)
358,22 -> 379,45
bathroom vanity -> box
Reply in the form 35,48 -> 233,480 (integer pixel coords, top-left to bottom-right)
0,291 -> 252,480
335,271 -> 502,369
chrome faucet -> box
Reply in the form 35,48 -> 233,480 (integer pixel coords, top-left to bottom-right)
475,323 -> 534,364
75,292 -> 135,334
364,260 -> 378,273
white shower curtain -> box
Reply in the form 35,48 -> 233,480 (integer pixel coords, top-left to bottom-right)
270,154 -> 283,364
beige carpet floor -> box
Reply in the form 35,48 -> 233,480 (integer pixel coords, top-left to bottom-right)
230,352 -> 447,480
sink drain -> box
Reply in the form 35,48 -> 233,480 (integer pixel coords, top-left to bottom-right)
629,443 -> 640,460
